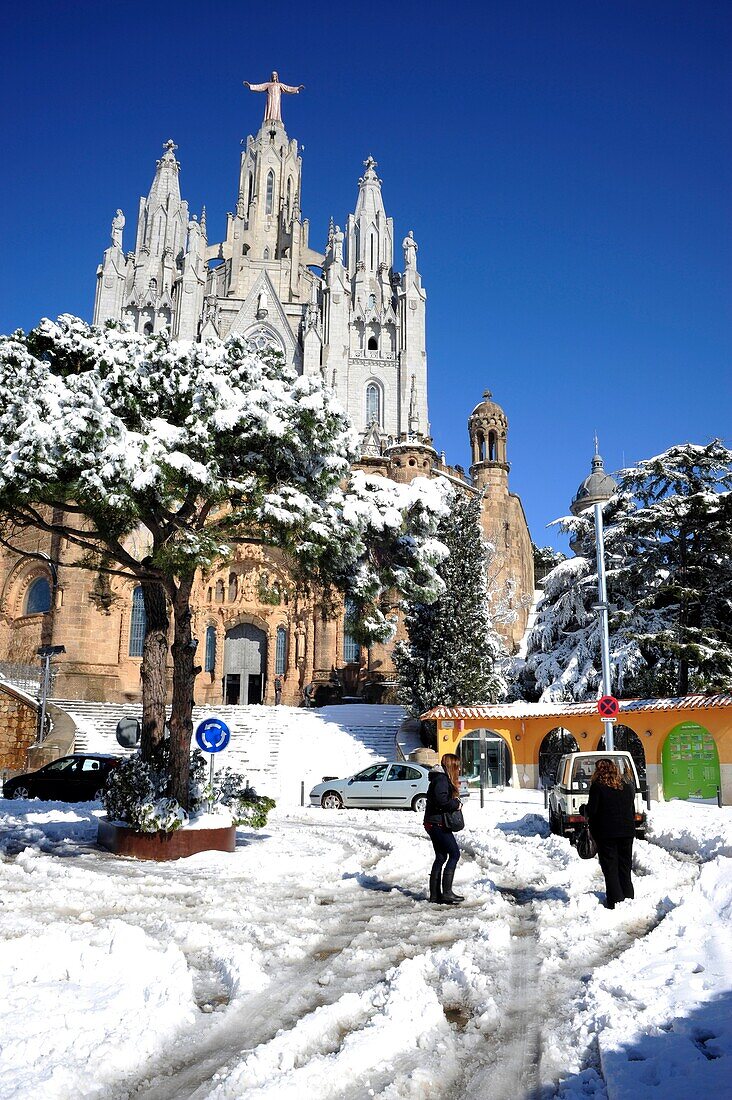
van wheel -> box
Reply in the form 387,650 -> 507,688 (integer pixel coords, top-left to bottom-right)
558,810 -> 567,838
549,806 -> 559,835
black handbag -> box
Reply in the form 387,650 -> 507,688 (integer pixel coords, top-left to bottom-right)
443,808 -> 465,832
575,822 -> 597,860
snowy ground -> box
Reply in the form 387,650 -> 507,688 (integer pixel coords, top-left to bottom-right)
0,790 -> 731,1099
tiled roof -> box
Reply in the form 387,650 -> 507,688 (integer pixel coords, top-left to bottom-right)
421,694 -> 732,721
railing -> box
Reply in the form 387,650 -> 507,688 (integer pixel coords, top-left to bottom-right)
0,660 -> 56,697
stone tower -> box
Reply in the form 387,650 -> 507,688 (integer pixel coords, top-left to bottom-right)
469,390 -> 533,647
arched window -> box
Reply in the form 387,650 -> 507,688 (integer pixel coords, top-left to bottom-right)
286,176 -> 292,210
129,586 -> 146,657
204,625 -> 217,674
215,579 -> 225,603
366,383 -> 381,425
228,573 -> 238,602
265,170 -> 274,215
247,172 -> 254,208
263,247 -> 270,260
488,431 -> 497,462
275,626 -> 287,675
367,336 -> 378,352
25,576 -> 51,615
370,234 -> 375,270
143,322 -> 153,337
367,293 -> 376,310
343,598 -> 360,664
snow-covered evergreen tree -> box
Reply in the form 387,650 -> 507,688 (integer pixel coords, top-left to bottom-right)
0,316 -> 449,808
612,440 -> 732,696
514,440 -> 732,702
394,489 -> 506,715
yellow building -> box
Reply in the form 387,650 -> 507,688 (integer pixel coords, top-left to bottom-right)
422,694 -> 732,803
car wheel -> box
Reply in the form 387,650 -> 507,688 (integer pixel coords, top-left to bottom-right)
94,788 -> 106,802
11,786 -> 30,800
412,794 -> 427,814
321,791 -> 343,810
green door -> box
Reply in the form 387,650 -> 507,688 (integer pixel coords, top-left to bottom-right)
662,721 -> 720,800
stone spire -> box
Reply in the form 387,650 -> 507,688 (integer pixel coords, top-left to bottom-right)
347,156 -> 394,277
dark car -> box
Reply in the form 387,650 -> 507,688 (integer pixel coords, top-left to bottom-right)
2,754 -> 122,803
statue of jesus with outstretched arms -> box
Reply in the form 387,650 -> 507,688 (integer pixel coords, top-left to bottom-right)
244,72 -> 305,123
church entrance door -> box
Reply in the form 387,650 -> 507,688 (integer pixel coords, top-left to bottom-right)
223,624 -> 267,705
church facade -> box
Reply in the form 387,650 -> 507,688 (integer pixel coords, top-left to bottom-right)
0,80 -> 533,707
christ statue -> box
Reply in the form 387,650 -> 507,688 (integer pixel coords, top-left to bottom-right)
244,72 -> 305,124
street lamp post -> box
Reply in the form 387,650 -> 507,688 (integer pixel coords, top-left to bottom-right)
570,445 -> 618,750
36,644 -> 65,743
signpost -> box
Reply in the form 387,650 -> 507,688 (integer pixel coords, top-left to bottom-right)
195,717 -> 231,812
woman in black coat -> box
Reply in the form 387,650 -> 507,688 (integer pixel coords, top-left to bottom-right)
423,753 -> 463,905
587,758 -> 636,909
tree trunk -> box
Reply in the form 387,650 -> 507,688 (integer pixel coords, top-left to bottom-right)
140,579 -> 169,764
168,576 -> 197,809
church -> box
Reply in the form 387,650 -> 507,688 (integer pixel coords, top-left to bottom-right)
0,75 -> 534,707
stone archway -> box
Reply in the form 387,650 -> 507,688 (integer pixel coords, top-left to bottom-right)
662,721 -> 721,801
223,623 -> 267,705
599,725 -> 647,786
459,728 -> 512,789
538,727 -> 579,789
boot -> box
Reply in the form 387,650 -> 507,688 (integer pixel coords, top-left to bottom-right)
441,867 -> 464,904
429,866 -> 443,904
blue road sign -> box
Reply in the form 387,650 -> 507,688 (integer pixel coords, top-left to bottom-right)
195,717 -> 231,753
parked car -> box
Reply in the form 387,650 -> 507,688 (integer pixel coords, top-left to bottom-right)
2,754 -> 123,803
547,751 -> 647,840
310,761 -> 470,813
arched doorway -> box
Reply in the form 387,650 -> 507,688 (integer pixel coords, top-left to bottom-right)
538,727 -> 578,788
599,725 -> 647,786
223,624 -> 267,705
459,729 -> 512,789
662,721 -> 721,801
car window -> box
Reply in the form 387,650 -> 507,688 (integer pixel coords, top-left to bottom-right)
353,764 -> 389,782
79,759 -> 102,773
388,765 -> 422,781
43,758 -> 76,773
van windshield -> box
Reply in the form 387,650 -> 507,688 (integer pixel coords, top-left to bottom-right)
570,755 -> 636,791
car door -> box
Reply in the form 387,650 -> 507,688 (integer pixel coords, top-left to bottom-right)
381,764 -> 426,808
75,757 -> 106,801
31,757 -> 77,800
344,764 -> 389,807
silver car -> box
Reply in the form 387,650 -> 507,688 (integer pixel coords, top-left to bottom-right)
310,761 -> 469,813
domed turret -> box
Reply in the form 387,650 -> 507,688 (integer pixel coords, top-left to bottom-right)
570,449 -> 617,516
469,390 -> 509,489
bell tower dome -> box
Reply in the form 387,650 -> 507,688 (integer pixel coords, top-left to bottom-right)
469,390 -> 509,491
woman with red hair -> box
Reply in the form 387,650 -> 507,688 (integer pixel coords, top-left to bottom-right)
587,758 -> 636,909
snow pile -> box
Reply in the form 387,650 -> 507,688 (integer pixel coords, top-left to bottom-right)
0,917 -> 195,1100
646,798 -> 732,861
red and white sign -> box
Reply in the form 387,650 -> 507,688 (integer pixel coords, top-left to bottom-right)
597,695 -> 620,718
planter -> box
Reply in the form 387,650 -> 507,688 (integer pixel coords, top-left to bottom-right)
97,818 -> 236,861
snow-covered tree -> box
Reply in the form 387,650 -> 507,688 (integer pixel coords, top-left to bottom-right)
394,489 -> 506,716
611,441 -> 732,696
0,316 -> 449,808
515,441 -> 732,702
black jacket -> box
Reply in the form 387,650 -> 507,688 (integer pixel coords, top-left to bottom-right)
424,769 -> 461,826
587,780 -> 636,839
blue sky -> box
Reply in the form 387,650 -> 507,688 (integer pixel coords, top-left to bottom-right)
2,0 -> 730,549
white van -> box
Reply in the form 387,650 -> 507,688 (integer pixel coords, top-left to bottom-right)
548,751 -> 648,840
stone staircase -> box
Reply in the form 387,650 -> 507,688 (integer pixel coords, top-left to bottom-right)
50,699 -> 406,804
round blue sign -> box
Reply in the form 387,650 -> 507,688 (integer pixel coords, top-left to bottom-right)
195,717 -> 231,753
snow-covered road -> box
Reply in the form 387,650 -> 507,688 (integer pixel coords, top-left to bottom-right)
0,793 -> 730,1099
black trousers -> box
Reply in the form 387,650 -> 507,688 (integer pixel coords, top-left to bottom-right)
427,824 -> 460,878
595,835 -> 634,905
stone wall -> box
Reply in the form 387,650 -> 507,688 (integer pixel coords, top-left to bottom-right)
0,684 -> 38,774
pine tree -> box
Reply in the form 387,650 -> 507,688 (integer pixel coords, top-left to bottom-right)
394,490 -> 505,715
612,440 -> 732,696
514,440 -> 732,702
